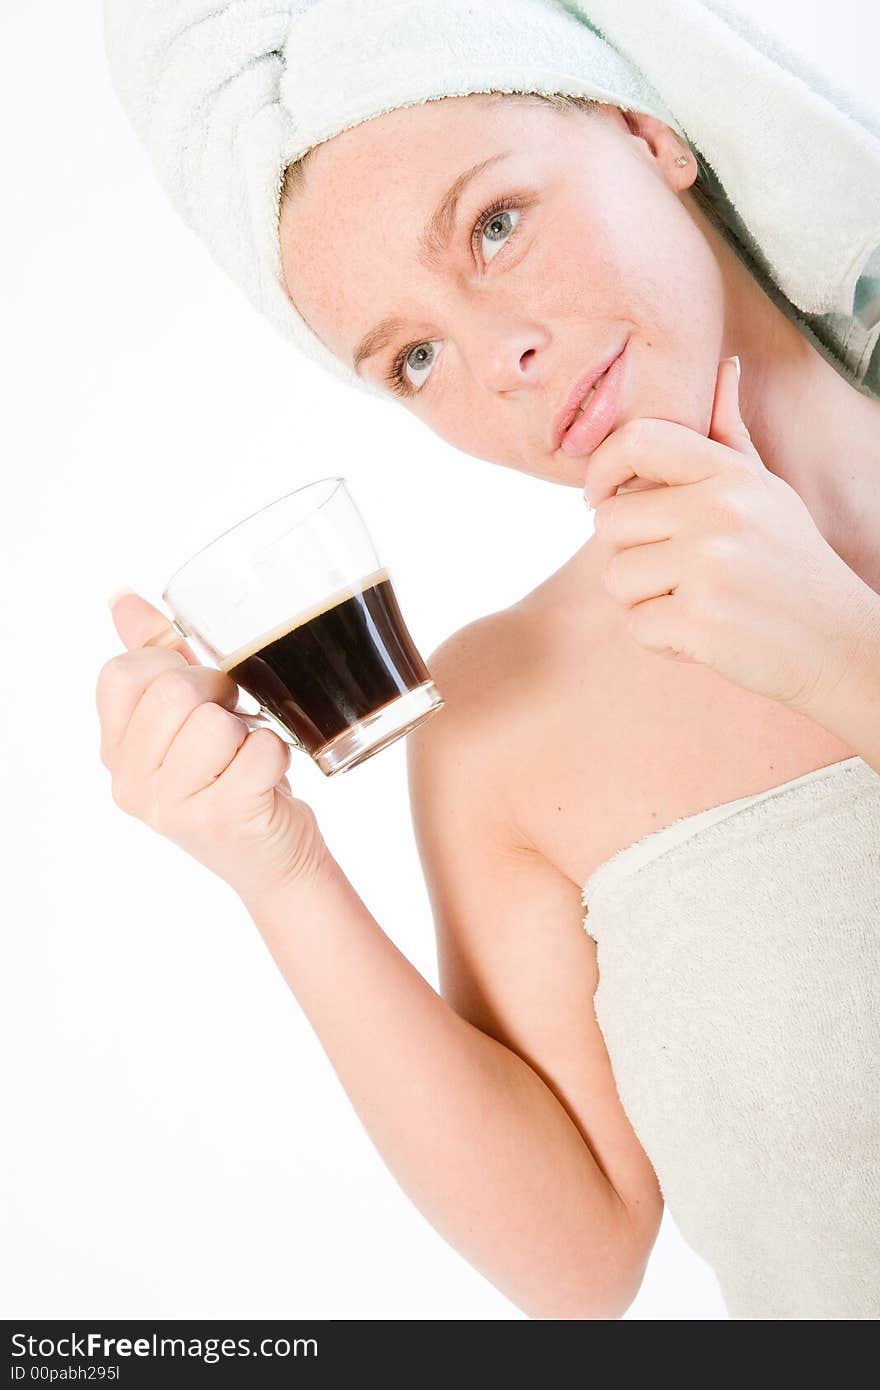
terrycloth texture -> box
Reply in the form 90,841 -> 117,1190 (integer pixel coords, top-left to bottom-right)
689,130 -> 880,400
581,755 -> 880,1320
101,0 -> 880,399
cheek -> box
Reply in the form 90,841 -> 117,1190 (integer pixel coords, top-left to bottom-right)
547,179 -> 703,322
416,383 -> 506,464
527,210 -> 635,322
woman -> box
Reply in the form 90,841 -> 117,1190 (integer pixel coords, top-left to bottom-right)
99,42 -> 880,1321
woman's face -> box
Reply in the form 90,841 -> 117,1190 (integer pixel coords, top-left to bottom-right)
279,95 -> 726,486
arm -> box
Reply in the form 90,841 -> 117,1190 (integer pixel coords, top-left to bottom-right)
798,589 -> 880,775
241,625 -> 661,1320
247,858 -> 642,1319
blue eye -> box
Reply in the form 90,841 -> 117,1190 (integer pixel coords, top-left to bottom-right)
476,204 -> 521,262
393,339 -> 444,395
385,194 -> 529,398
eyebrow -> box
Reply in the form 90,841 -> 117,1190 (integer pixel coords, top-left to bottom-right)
352,150 -> 515,377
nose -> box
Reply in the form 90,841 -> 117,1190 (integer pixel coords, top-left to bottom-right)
458,310 -> 549,394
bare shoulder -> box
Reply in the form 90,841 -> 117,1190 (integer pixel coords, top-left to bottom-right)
406,609 -> 663,1238
407,604 -> 546,842
415,606 -> 538,736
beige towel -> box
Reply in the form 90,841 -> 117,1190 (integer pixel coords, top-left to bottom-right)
582,755 -> 880,1319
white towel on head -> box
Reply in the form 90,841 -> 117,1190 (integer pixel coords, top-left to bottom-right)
102,0 -> 880,394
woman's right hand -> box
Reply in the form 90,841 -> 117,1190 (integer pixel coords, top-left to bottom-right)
96,591 -> 333,905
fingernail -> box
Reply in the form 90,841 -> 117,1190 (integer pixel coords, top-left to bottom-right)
107,586 -> 136,610
730,355 -> 741,381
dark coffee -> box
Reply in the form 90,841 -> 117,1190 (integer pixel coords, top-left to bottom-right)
222,567 -> 432,755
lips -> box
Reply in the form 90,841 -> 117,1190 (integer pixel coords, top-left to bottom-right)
552,340 -> 628,453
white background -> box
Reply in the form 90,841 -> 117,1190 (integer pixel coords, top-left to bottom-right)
2,2 -> 873,1321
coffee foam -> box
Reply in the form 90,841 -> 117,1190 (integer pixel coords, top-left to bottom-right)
218,566 -> 391,672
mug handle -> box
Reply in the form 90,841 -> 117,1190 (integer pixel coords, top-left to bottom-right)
142,620 -> 307,752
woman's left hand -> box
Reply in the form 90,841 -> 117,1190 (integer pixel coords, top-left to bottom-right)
584,356 -> 878,715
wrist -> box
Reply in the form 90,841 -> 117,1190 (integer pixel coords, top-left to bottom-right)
236,839 -> 343,922
800,583 -> 880,742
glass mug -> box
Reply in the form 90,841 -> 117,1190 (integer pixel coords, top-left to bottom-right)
143,477 -> 445,776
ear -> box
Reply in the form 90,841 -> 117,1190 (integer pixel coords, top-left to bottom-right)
618,110 -> 698,189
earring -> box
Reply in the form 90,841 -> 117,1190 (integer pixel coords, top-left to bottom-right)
674,154 -> 689,166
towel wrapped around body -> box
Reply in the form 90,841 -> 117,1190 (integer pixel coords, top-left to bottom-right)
582,755 -> 880,1320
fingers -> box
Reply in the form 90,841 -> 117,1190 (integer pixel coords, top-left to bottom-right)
97,650 -> 240,775
98,595 -> 326,902
157,699 -> 253,801
194,726 -> 293,807
118,665 -> 244,786
109,590 -> 200,665
164,723 -> 294,830
615,477 -> 665,495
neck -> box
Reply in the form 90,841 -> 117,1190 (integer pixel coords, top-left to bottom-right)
710,214 -> 880,581
735,325 -> 880,585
